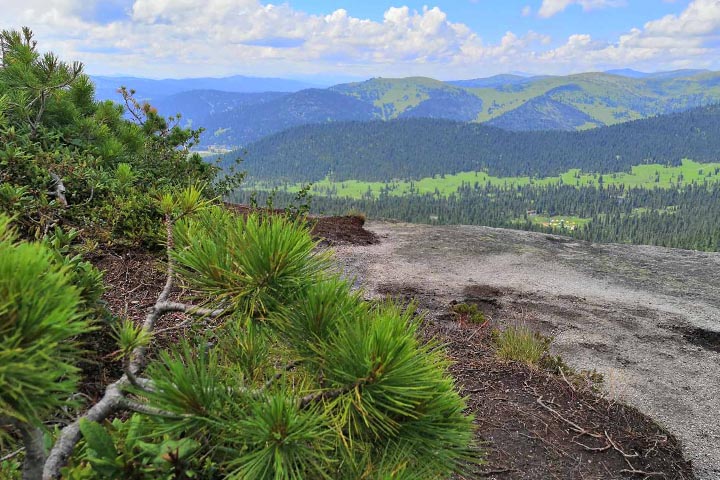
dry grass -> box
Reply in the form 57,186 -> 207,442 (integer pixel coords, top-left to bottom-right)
495,324 -> 549,366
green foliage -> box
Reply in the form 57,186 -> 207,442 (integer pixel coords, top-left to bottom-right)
227,105 -> 720,183
0,29 -> 475,479
112,319 -> 152,361
451,303 -> 486,324
65,415 -> 206,479
0,27 -> 236,247
171,208 -> 330,317
493,325 -> 550,366
0,215 -> 91,428
65,209 -> 477,479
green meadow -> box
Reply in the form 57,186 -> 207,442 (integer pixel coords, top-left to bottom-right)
263,159 -> 720,200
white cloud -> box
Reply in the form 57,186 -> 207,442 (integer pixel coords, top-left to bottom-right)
538,0 -> 623,18
1,0 -> 719,79
537,0 -> 720,71
522,5 -> 533,16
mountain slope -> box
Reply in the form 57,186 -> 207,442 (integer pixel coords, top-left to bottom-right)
152,90 -> 289,128
199,89 -> 376,146
486,95 -> 602,131
229,104 -> 720,182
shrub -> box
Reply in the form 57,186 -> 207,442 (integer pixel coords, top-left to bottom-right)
0,216 -> 93,430
0,28 -> 241,247
2,206 -> 478,479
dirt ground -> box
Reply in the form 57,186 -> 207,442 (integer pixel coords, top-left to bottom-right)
86,214 -> 705,479
332,221 -> 719,480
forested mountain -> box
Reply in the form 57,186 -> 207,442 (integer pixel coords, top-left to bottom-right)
97,70 -> 720,148
233,184 -> 720,252
194,89 -> 377,147
152,90 -> 288,129
227,104 -> 720,182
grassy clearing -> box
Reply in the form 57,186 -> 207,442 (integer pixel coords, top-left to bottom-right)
260,159 -> 720,200
525,215 -> 592,231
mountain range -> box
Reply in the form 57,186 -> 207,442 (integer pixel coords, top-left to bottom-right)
91,70 -> 720,148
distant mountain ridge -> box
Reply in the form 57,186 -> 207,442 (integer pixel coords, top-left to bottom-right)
91,75 -> 320,102
91,70 -> 720,147
225,103 -> 720,182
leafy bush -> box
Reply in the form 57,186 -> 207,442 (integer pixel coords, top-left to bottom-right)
0,28 -> 477,479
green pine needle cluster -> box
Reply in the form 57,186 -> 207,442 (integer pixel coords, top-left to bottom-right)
99,207 -> 479,479
0,215 -> 91,429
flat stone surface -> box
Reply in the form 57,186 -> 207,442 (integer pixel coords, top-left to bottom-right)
333,221 -> 720,480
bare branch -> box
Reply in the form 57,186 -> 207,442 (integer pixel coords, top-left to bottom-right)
119,398 -> 179,418
43,214 -> 179,478
42,380 -> 126,479
0,447 -> 24,462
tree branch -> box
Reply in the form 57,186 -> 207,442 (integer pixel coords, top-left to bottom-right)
2,417 -> 45,480
42,379 -> 126,479
118,398 -> 179,418
43,214 -> 179,478
48,173 -> 67,208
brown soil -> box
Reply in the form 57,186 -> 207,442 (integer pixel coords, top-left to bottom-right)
224,202 -> 378,246
382,283 -> 694,480
82,214 -> 693,479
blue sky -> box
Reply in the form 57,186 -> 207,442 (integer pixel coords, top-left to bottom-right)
2,0 -> 717,80
287,0 -> 688,46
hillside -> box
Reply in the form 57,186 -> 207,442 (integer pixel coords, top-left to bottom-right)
227,104 -> 720,182
98,70 -> 720,148
194,89 -> 377,147
151,90 -> 289,129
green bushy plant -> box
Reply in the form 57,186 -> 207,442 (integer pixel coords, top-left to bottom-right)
0,27 -> 240,247
0,28 -> 477,479
2,204 -> 478,479
0,216 -> 92,429
452,302 -> 486,324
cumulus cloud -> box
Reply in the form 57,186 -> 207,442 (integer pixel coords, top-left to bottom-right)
539,0 -> 720,71
1,0 -> 719,78
538,0 -> 624,18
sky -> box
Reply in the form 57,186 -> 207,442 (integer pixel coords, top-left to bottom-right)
2,0 -> 719,81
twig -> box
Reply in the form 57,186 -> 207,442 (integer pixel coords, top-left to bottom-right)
478,467 -> 517,476
0,447 -> 24,462
573,439 -> 611,452
605,430 -> 639,458
536,396 -> 602,438
619,468 -> 665,477
263,360 -> 302,390
119,398 -> 179,418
